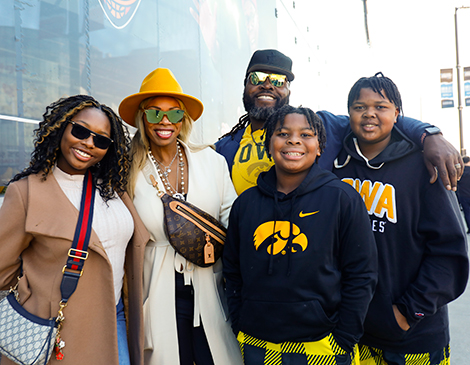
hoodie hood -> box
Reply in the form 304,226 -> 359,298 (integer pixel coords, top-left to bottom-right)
335,127 -> 419,170
257,163 -> 338,200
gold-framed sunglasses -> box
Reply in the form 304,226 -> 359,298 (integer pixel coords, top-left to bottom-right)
248,71 -> 288,88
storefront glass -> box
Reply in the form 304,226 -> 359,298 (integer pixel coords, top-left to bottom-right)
0,0 -> 282,194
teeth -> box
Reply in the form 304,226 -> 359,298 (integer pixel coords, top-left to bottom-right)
286,152 -> 302,156
258,95 -> 274,100
157,130 -> 172,136
74,148 -> 91,158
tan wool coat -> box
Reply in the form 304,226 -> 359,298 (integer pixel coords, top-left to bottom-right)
0,173 -> 149,365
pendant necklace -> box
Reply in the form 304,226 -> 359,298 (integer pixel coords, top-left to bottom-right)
151,145 -> 178,178
148,141 -> 185,199
250,126 -> 265,147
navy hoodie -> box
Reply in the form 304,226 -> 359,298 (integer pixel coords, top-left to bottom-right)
333,127 -> 469,353
223,163 -> 378,352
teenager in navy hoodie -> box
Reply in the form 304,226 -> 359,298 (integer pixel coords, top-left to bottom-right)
333,73 -> 469,365
223,105 -> 378,365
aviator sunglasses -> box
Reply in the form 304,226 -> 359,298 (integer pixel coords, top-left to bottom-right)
144,109 -> 185,124
248,71 -> 288,88
69,121 -> 113,149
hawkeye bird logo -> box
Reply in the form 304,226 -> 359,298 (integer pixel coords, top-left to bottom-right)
98,0 -> 142,29
253,221 -> 308,256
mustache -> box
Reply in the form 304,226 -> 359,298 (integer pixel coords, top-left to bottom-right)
253,90 -> 277,98
242,91 -> 289,117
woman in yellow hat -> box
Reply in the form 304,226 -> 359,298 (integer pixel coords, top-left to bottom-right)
119,68 -> 242,365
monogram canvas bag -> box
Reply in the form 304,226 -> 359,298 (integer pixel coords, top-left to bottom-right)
0,288 -> 58,365
143,161 -> 226,267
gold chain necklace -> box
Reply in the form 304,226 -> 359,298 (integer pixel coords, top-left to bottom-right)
148,141 -> 185,199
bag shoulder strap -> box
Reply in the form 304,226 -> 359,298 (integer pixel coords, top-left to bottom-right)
59,170 -> 96,303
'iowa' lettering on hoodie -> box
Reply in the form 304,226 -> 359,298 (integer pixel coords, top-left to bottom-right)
342,178 -> 397,224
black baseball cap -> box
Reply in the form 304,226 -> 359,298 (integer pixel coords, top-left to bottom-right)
245,49 -> 295,82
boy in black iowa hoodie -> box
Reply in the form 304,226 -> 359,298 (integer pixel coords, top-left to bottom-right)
223,105 -> 378,365
333,73 -> 469,365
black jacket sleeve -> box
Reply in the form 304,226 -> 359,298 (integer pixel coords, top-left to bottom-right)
396,181 -> 469,327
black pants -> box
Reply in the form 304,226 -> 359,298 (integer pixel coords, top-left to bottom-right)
460,195 -> 470,232
175,271 -> 215,365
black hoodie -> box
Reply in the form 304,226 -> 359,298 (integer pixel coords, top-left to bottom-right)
333,127 -> 469,353
223,163 -> 378,352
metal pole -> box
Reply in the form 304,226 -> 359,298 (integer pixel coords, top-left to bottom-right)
455,6 -> 470,156
362,0 -> 370,46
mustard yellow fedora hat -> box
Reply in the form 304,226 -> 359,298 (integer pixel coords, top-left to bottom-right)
119,68 -> 204,126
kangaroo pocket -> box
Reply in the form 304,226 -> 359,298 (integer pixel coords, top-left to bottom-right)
239,298 -> 336,343
363,292 -> 407,342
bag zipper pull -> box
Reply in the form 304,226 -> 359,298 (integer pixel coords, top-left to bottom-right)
204,234 -> 215,264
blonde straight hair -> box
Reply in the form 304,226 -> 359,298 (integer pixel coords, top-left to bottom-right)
127,97 -> 211,199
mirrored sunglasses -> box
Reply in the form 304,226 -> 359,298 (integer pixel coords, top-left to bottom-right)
69,121 -> 113,150
249,71 -> 288,88
144,109 -> 185,124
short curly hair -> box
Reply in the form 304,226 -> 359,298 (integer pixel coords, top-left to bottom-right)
263,105 -> 326,161
10,95 -> 131,202
347,72 -> 403,115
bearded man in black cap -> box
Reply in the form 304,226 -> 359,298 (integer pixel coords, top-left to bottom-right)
216,49 -> 463,195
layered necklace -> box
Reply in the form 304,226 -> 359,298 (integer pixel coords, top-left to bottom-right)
148,141 -> 185,200
250,125 -> 265,147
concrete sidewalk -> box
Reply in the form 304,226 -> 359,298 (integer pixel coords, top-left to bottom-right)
448,244 -> 470,363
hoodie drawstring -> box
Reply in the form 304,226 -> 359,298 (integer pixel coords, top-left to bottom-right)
269,193 -> 297,276
286,195 -> 297,277
268,194 -> 281,275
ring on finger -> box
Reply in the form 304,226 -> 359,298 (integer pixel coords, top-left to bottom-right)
455,163 -> 462,169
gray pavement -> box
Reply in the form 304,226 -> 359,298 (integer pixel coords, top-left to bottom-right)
448,232 -> 470,363
449,285 -> 470,363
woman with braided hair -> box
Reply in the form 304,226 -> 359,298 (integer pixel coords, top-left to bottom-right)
0,95 -> 149,365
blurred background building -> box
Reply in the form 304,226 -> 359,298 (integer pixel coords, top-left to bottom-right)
1,0 -> 469,193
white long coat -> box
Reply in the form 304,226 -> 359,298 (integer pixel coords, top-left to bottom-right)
133,142 -> 242,365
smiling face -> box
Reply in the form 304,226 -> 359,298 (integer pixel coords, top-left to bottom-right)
349,87 -> 399,159
269,113 -> 321,180
57,107 -> 111,175
243,69 -> 290,123
143,96 -> 183,149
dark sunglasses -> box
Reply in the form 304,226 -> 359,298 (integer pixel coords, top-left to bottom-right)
144,109 -> 185,124
248,71 -> 288,88
69,122 -> 113,150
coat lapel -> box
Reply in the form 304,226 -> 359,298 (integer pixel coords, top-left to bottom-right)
25,172 -> 107,259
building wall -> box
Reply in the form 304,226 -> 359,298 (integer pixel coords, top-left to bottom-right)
0,0 -> 314,193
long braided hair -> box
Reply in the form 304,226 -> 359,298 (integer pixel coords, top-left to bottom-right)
347,72 -> 403,115
10,95 -> 131,202
218,113 -> 251,140
263,105 -> 327,160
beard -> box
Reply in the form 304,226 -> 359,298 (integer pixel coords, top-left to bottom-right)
242,90 -> 290,121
